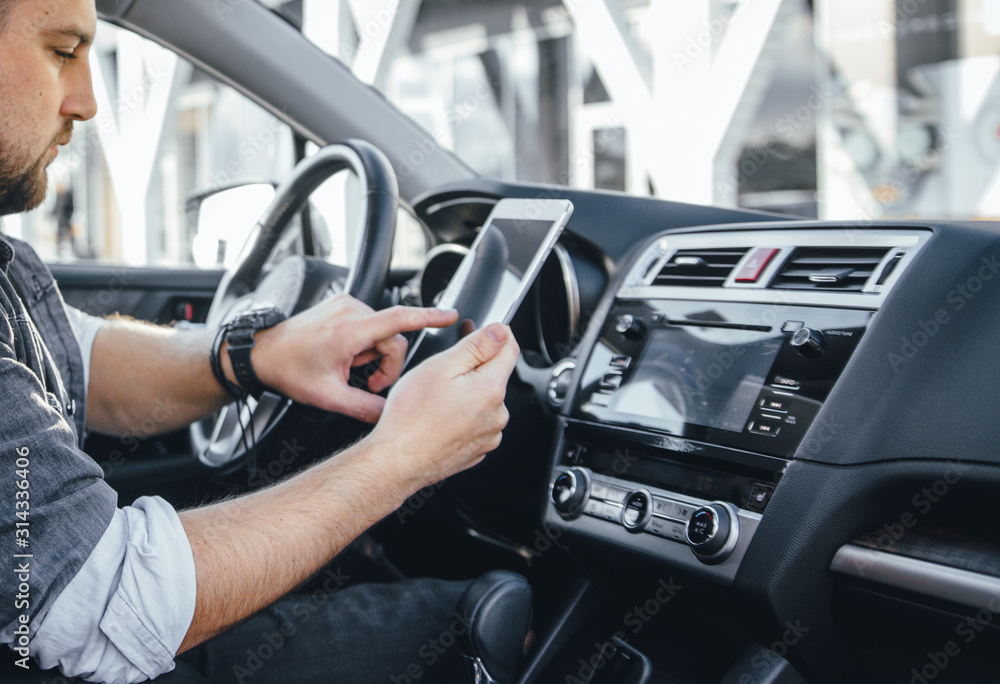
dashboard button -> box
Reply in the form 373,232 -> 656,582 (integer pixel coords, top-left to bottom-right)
583,499 -> 603,517
674,503 -> 694,519
601,373 -> 623,389
603,487 -> 628,504
599,502 -> 621,522
749,421 -> 780,437
563,443 -> 585,463
610,355 -> 632,369
620,491 -> 652,532
648,516 -> 670,537
760,395 -> 790,413
734,247 -> 779,283
781,320 -> 804,333
652,498 -> 677,518
590,482 -> 610,500
590,392 -> 613,408
772,376 -> 801,390
748,484 -> 774,512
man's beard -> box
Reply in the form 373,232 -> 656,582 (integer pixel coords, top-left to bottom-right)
0,121 -> 73,216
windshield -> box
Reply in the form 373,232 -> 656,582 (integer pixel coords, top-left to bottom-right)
271,0 -> 1000,222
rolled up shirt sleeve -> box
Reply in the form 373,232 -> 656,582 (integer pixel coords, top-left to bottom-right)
31,496 -> 197,684
62,305 -> 107,394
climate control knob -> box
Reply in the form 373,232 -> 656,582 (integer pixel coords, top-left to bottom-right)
686,503 -> 739,563
550,467 -> 591,519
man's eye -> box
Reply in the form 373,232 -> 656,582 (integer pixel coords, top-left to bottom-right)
54,50 -> 76,61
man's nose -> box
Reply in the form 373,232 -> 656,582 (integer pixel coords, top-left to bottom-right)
61,57 -> 98,122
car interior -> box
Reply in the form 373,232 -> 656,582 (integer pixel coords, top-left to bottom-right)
28,0 -> 1000,682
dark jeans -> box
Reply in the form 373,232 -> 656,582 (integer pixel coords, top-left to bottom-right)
1,578 -> 471,684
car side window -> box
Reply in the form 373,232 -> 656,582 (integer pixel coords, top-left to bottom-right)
9,21 -> 296,269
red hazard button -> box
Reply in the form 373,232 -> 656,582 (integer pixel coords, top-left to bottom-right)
734,248 -> 780,283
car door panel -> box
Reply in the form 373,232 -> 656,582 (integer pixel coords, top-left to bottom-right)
50,263 -> 223,324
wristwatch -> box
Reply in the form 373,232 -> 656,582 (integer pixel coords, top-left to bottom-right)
213,306 -> 287,399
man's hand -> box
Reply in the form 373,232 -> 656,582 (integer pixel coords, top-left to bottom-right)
368,322 -> 520,489
249,294 -> 459,423
178,321 -> 519,652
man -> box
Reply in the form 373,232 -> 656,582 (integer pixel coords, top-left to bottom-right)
0,0 -> 521,681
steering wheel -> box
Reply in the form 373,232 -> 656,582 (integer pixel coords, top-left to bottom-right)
191,139 -> 398,471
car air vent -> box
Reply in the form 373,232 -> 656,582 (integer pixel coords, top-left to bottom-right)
653,248 -> 751,287
770,247 -> 890,291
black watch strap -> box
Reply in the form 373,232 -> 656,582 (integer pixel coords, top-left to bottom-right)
221,307 -> 287,399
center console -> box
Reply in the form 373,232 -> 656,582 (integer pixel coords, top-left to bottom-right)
544,227 -> 928,582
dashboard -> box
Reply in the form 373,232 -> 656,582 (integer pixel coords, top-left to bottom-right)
411,181 -> 1000,684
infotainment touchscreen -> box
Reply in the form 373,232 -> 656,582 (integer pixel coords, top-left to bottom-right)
405,198 -> 573,369
573,301 -> 874,458
614,325 -> 783,434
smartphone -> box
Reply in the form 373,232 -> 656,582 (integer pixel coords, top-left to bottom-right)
405,197 -> 574,368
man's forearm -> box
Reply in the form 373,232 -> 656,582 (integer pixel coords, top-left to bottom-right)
86,318 -> 232,435
176,432 -> 413,652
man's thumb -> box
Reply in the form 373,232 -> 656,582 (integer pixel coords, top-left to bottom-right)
451,323 -> 510,371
